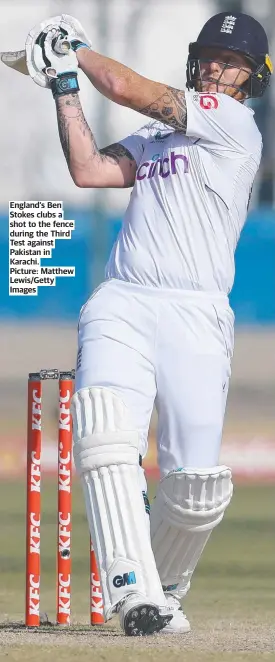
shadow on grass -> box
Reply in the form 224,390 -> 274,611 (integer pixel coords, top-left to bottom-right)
0,621 -> 120,636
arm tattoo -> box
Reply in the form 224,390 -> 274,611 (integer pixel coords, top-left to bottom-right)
100,143 -> 135,167
55,96 -> 135,175
55,94 -> 98,166
139,86 -> 187,132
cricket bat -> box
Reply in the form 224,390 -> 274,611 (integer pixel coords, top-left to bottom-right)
0,50 -> 29,75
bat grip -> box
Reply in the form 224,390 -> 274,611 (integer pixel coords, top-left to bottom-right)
52,37 -> 71,55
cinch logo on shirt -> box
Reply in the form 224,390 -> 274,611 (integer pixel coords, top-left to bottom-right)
137,151 -> 189,181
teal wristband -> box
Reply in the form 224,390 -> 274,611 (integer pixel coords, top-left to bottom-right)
70,39 -> 90,52
51,72 -> 79,98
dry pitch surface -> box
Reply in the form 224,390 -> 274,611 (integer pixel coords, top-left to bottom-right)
0,481 -> 274,662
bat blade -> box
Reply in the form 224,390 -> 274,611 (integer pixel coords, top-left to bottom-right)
0,50 -> 29,75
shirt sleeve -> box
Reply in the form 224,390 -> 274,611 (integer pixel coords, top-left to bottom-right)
117,123 -> 152,167
185,91 -> 258,156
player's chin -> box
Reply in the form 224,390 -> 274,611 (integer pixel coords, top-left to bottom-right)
201,81 -> 235,95
198,79 -> 221,93
200,83 -> 219,93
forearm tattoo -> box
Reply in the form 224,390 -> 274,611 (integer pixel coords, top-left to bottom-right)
139,86 -> 187,132
55,96 -> 135,172
55,94 -> 98,167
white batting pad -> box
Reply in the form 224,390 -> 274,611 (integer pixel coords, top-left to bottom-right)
150,466 -> 233,598
71,387 -> 166,620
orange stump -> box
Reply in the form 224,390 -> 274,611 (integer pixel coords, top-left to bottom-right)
90,540 -> 104,624
57,373 -> 74,625
25,375 -> 42,627
25,368 -> 104,626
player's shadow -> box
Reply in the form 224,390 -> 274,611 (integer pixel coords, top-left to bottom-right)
0,621 -> 120,636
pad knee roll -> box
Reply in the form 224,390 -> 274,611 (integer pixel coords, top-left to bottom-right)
71,386 -> 140,473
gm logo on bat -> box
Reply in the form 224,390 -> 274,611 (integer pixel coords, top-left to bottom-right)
113,571 -> 137,588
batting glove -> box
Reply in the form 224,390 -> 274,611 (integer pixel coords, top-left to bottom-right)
25,15 -> 92,91
44,27 -> 81,98
52,14 -> 92,54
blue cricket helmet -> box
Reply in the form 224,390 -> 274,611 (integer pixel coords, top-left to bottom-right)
187,11 -> 273,97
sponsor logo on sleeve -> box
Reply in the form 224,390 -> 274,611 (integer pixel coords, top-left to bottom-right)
199,94 -> 219,110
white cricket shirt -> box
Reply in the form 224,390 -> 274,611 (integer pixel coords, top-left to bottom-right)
105,91 -> 262,293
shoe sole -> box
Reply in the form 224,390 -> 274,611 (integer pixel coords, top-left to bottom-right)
161,624 -> 191,634
124,603 -> 173,636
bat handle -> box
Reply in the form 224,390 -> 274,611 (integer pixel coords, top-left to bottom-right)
53,37 -> 71,55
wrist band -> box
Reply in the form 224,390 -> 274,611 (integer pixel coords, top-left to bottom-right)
70,39 -> 90,52
51,72 -> 79,98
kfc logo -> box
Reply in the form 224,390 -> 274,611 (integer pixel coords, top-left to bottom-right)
200,94 -> 219,109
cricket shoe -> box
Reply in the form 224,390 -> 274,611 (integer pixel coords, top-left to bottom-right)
161,594 -> 191,634
119,592 -> 173,636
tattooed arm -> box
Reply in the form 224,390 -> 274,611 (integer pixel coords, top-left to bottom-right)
55,94 -> 137,188
77,49 -> 187,133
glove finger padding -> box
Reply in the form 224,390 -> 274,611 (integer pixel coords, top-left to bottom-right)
43,30 -> 80,97
55,13 -> 92,51
26,17 -> 61,87
44,28 -> 78,80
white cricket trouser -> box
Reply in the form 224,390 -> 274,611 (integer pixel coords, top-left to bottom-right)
76,279 -> 234,475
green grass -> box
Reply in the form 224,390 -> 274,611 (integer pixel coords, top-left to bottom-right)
0,480 -> 274,660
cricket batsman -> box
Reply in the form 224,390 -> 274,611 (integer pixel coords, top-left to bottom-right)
5,10 -> 272,636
